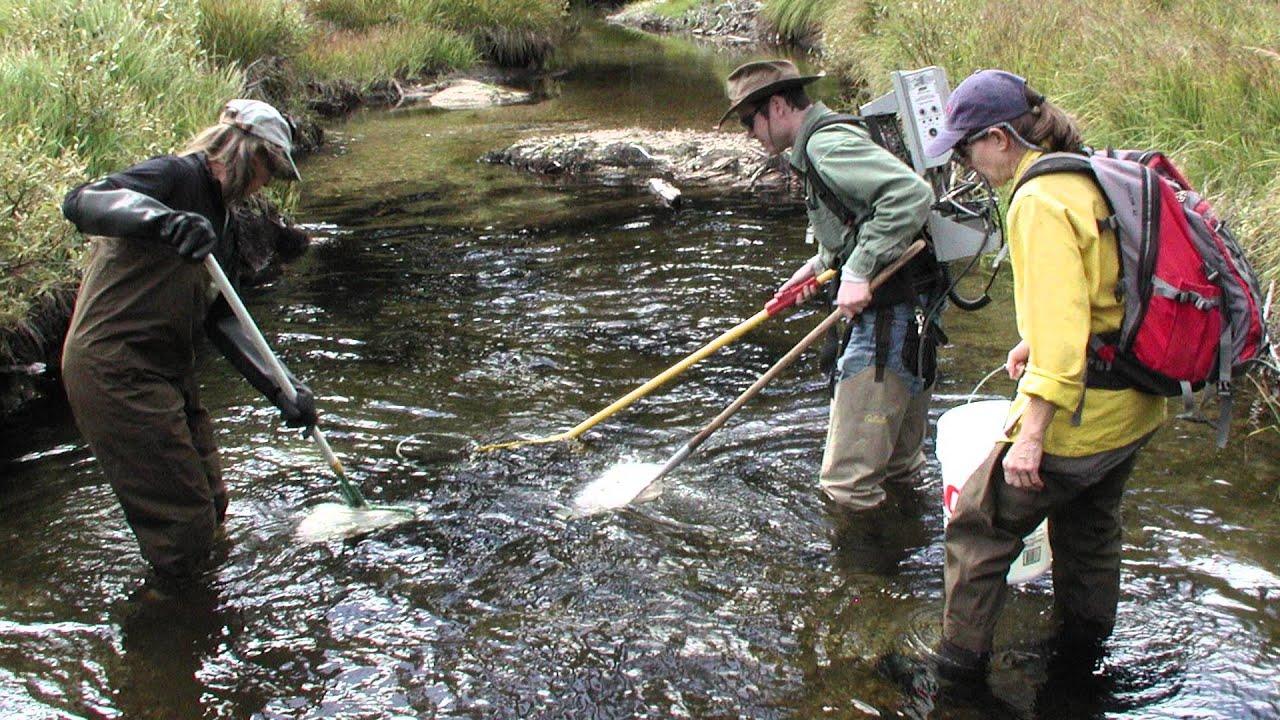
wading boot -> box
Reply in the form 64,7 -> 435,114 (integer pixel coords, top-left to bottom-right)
820,369 -> 915,509
933,638 -> 990,686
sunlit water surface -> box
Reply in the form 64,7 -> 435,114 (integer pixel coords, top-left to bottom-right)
2,22 -> 1278,720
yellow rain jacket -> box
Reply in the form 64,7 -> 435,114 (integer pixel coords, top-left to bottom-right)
1004,151 -> 1166,456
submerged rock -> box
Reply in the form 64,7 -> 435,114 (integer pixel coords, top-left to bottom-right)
607,0 -> 765,45
398,78 -> 533,110
482,128 -> 789,191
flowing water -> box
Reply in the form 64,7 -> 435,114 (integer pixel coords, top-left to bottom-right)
2,22 -> 1278,720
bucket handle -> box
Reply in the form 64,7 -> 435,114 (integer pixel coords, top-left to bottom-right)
966,364 -> 1009,405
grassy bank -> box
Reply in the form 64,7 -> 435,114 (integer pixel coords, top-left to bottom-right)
0,0 -> 566,365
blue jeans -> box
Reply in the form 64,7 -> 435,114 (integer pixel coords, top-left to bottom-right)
834,299 -> 930,394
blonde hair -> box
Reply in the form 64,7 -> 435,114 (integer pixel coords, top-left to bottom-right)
181,123 -> 282,204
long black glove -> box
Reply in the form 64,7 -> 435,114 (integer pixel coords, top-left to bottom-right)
205,300 -> 318,429
62,184 -> 217,260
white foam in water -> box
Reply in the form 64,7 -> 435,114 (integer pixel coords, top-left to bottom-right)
571,461 -> 666,516
295,502 -> 416,543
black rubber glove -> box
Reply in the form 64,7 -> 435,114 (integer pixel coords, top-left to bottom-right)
162,211 -> 218,260
275,381 -> 318,429
63,184 -> 216,261
206,304 -> 319,430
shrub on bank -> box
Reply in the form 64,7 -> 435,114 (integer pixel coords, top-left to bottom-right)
0,128 -> 86,353
0,0 -> 243,360
811,0 -> 1279,281
195,0 -> 311,68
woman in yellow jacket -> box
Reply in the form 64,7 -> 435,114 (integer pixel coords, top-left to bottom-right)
924,70 -> 1165,682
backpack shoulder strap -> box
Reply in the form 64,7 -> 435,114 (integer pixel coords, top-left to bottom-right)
796,113 -> 867,227
1011,152 -> 1096,196
1011,152 -> 1123,233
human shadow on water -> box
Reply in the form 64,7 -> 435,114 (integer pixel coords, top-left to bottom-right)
113,580 -> 229,720
883,636 -> 1181,720
1024,639 -> 1185,720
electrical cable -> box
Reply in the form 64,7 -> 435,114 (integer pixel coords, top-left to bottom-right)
912,166 -> 1005,376
967,364 -> 1009,404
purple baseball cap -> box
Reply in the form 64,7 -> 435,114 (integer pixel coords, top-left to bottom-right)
925,70 -> 1035,158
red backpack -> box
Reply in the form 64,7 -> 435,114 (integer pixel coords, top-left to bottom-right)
1014,149 -> 1270,446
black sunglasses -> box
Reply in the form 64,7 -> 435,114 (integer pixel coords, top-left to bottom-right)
953,127 -> 993,159
739,104 -> 761,131
259,147 -> 294,180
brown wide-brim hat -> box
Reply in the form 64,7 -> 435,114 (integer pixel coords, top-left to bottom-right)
717,59 -> 825,129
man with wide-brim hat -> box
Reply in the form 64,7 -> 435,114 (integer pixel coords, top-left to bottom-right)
720,59 -> 940,523
716,60 -> 825,131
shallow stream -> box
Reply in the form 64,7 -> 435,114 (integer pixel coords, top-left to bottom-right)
2,22 -> 1277,720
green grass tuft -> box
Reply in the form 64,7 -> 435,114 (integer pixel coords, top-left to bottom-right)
195,0 -> 311,68
307,0 -> 404,30
400,0 -> 565,67
297,22 -> 478,88
760,0 -> 833,44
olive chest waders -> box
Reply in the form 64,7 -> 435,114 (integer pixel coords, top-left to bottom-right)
62,235 -> 228,581
797,116 -> 946,510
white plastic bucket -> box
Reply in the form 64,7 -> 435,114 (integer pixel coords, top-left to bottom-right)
937,399 -> 1051,585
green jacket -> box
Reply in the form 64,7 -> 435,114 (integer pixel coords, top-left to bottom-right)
787,103 -> 933,282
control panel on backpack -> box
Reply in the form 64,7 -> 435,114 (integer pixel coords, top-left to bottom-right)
862,67 -> 1002,263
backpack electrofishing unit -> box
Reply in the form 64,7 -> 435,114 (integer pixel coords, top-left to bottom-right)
798,67 -> 1006,307
810,67 -> 1271,445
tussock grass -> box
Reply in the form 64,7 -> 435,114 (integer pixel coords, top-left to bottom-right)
760,0 -> 833,44
400,0 -> 565,67
302,0 -> 565,66
0,0 -> 243,176
195,0 -> 310,68
297,23 -> 478,88
307,0 -> 405,30
812,0 -> 1280,281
